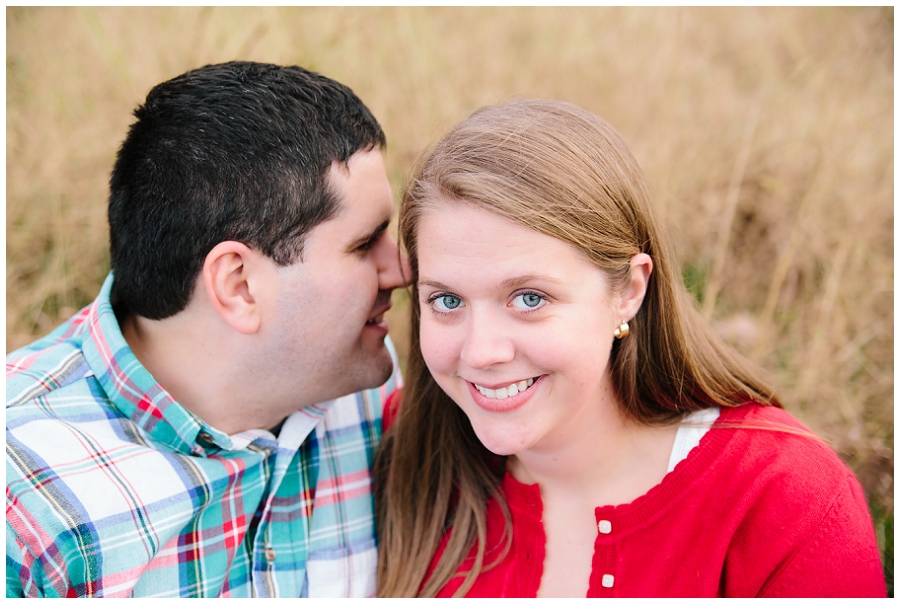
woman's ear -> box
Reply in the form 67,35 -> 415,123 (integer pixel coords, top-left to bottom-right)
618,253 -> 653,321
202,241 -> 264,335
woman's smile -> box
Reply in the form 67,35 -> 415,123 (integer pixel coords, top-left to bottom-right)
472,376 -> 537,400
465,375 -> 544,413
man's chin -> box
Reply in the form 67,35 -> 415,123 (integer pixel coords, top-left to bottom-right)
332,347 -> 394,398
361,349 -> 395,389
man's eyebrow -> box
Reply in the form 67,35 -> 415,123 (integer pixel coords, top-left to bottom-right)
348,218 -> 391,250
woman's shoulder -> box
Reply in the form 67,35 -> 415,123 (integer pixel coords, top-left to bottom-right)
706,402 -> 873,548
714,402 -> 854,486
710,404 -> 884,596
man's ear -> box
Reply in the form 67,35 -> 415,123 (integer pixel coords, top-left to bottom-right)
618,253 -> 653,321
202,241 -> 265,335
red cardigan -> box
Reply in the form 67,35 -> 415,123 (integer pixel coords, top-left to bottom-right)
393,402 -> 885,597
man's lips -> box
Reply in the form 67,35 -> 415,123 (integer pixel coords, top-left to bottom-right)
366,302 -> 392,326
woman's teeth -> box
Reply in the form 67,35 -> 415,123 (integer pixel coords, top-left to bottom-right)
474,378 -> 535,400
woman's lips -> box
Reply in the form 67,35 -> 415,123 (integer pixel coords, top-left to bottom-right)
467,376 -> 542,413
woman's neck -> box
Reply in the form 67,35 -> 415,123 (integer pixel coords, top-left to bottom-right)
507,401 -> 679,507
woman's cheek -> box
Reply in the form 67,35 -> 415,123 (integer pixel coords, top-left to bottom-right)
419,318 -> 459,378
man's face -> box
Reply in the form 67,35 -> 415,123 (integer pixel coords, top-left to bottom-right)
262,150 -> 409,406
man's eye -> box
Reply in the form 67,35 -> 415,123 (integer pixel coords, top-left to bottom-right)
357,236 -> 379,252
433,295 -> 464,311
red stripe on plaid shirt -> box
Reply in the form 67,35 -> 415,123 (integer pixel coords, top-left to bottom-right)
313,469 -> 372,506
81,565 -> 148,597
7,352 -> 38,375
136,394 -> 165,420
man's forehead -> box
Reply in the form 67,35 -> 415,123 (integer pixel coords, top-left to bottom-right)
307,151 -> 393,245
327,149 -> 387,184
323,159 -> 350,213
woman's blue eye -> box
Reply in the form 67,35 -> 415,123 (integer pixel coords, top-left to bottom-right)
433,295 -> 464,311
512,293 -> 545,309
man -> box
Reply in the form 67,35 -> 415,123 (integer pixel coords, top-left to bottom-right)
7,61 -> 408,597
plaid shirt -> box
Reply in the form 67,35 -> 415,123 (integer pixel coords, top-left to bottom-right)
6,273 -> 398,597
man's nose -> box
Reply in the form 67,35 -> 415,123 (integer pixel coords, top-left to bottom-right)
376,233 -> 411,290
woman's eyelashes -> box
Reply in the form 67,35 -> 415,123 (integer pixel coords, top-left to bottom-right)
510,291 -> 548,311
429,293 -> 465,312
423,290 -> 549,316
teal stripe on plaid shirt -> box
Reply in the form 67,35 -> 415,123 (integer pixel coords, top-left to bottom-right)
7,273 -> 397,597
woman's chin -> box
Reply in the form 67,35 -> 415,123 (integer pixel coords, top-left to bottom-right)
485,444 -> 520,457
471,427 -> 527,457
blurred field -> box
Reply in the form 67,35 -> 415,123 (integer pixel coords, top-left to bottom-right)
7,6 -> 893,587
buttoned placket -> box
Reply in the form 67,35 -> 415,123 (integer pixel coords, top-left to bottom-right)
250,439 -> 286,597
592,515 -> 619,596
250,409 -> 325,597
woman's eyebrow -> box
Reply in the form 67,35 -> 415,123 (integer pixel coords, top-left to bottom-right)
500,274 -> 564,289
418,278 -> 452,290
418,275 -> 564,290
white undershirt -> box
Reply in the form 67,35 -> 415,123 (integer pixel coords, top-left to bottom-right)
666,406 -> 721,473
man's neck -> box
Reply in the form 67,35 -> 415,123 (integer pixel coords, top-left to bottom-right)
120,310 -> 267,435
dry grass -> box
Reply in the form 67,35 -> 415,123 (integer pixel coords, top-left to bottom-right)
7,6 -> 893,582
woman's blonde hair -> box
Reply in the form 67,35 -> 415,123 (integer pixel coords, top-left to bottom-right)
375,99 -> 779,597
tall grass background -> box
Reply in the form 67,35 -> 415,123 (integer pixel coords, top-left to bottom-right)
7,7 -> 893,589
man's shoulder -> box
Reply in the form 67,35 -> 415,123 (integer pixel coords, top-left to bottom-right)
6,320 -> 175,511
7,373 -> 211,597
6,407 -> 217,597
7,368 -> 155,500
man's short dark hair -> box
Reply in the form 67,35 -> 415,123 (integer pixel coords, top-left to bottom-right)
108,61 -> 386,320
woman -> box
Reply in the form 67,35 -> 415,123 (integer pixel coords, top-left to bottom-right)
375,99 -> 885,597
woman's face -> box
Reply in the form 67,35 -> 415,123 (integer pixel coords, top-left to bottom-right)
416,202 -> 626,457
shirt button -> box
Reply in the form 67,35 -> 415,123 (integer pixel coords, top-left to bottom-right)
598,519 -> 612,534
198,432 -> 215,443
265,548 -> 276,562
601,574 -> 615,588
